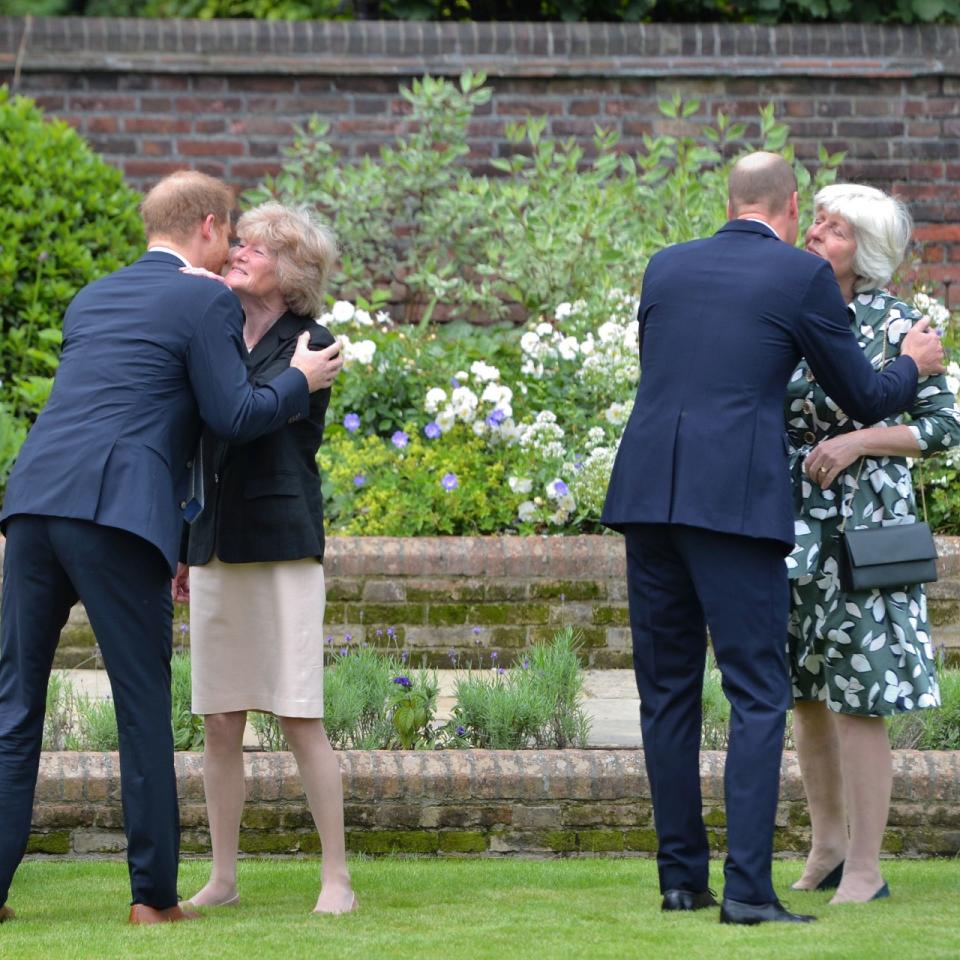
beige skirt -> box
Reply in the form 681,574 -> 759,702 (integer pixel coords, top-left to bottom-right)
189,557 -> 326,718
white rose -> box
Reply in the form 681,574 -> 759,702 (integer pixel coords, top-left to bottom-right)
331,300 -> 355,324
436,408 -> 456,433
424,387 -> 447,414
470,360 -> 501,383
520,331 -> 541,355
554,302 -> 573,320
451,386 -> 478,410
375,310 -> 392,326
558,336 -> 579,361
535,322 -> 554,338
517,501 -> 538,522
354,309 -> 373,327
508,476 -> 533,494
472,420 -> 488,436
344,339 -> 376,365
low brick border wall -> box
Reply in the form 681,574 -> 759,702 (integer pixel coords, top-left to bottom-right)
27,749 -> 960,860
21,535 -> 960,667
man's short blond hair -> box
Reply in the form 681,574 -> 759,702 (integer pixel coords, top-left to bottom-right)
140,171 -> 234,242
728,152 -> 797,217
236,203 -> 338,317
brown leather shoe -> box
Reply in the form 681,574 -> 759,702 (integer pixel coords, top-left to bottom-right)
0,905 -> 14,923
128,903 -> 201,925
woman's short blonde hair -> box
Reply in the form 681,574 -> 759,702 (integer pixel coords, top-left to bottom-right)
235,202 -> 338,316
812,183 -> 912,293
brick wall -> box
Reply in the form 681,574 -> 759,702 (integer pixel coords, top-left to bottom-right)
27,535 -> 960,669
27,748 -> 960,859
1,19 -> 960,303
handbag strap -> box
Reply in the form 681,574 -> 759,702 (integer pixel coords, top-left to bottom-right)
838,321 -> 928,533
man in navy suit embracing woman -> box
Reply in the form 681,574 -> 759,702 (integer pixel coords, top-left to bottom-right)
0,172 -> 343,924
602,152 -> 945,924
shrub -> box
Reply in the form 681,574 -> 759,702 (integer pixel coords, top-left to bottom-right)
0,88 -> 144,486
447,628 -> 590,749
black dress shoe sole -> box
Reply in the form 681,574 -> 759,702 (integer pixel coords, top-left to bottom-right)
661,890 -> 718,912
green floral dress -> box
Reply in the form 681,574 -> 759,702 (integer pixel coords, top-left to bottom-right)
785,290 -> 960,716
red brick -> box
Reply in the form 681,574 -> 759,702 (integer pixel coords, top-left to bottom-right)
228,161 -> 283,181
141,140 -> 171,157
68,95 -> 137,111
496,99 -> 564,116
123,117 -> 191,134
174,96 -> 244,113
177,139 -> 245,157
124,160 -> 188,178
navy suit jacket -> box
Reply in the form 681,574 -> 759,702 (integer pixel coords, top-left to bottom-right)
601,220 -> 919,551
1,251 -> 310,573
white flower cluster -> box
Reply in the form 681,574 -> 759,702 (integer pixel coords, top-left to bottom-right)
515,476 -> 577,527
320,300 -> 392,329
422,363 -> 517,439
519,322 -> 581,379
579,312 -> 640,389
516,410 -> 565,460
913,291 -> 951,332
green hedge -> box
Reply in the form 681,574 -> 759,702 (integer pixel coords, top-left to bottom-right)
1,0 -> 956,24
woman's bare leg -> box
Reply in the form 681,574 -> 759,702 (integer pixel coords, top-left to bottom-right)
187,711 -> 247,906
278,716 -> 355,913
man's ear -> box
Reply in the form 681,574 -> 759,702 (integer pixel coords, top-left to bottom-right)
200,213 -> 217,240
726,200 -> 733,220
788,191 -> 799,222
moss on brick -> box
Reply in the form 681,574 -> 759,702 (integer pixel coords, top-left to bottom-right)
541,830 -> 577,852
470,603 -> 548,625
239,832 -> 302,854
346,603 -> 425,625
703,808 -> 727,827
929,600 -> 960,628
624,829 -> 658,852
529,581 -> 604,601
484,582 -> 528,601
882,832 -> 906,854
486,627 -> 528,648
408,584 -> 486,602
529,626 -> 605,649
324,602 -> 348,623
179,834 -> 211,855
26,832 -> 71,854
578,830 -> 624,852
592,606 -> 630,627
426,604 -> 470,626
772,829 -> 805,853
326,579 -> 364,601
347,831 -> 440,855
439,831 -> 488,853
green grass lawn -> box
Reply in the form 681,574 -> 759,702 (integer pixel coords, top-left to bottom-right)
3,857 -> 959,960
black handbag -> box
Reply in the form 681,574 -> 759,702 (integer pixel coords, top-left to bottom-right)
836,321 -> 939,593
839,521 -> 938,592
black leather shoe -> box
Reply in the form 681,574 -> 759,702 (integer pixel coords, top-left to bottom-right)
815,861 -> 845,891
720,898 -> 816,925
661,889 -> 719,912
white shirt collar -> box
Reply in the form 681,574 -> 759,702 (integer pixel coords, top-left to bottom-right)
740,217 -> 781,240
148,246 -> 192,268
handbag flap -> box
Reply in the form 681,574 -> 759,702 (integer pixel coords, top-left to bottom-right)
844,523 -> 938,566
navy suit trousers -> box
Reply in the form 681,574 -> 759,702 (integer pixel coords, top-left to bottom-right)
624,523 -> 790,904
0,516 -> 177,909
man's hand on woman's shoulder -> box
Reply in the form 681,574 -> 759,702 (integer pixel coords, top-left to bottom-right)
900,318 -> 946,377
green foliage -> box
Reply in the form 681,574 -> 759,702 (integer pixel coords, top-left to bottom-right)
0,88 -> 144,487
42,673 -> 75,751
66,694 -> 119,751
447,628 -> 590,749
251,712 -> 288,751
322,645 -> 403,749
23,0 -> 960,21
888,659 -> 960,749
390,672 -> 439,748
171,652 -> 205,751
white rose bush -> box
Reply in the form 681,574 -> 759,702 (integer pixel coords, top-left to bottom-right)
317,290 -> 642,535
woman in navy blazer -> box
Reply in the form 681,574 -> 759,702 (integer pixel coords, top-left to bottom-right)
179,203 -> 356,915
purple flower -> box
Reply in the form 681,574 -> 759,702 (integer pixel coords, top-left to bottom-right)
456,725 -> 466,736
179,623 -> 188,635
393,675 -> 412,689
353,474 -> 366,487
485,409 -> 506,427
400,650 -> 408,663
553,480 -> 570,497
424,421 -> 442,440
344,634 -> 352,643
326,635 -> 333,644
387,626 -> 395,638
343,412 -> 361,433
391,430 -> 409,449
450,377 -> 460,388
522,658 -> 530,670
441,472 -> 459,491
491,651 -> 498,662
447,648 -> 458,664
472,626 -> 482,635
339,647 -> 349,657
497,666 -> 505,675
